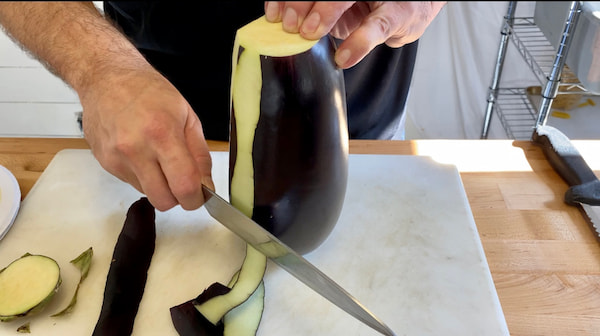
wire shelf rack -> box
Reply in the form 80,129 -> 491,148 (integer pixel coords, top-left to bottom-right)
485,10 -> 597,140
495,87 -> 537,140
508,17 -> 585,91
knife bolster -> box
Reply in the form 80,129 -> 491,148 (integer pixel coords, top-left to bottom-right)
566,180 -> 600,206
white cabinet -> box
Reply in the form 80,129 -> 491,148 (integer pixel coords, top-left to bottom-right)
0,17 -> 82,137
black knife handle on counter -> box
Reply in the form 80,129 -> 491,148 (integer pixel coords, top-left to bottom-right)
532,124 -> 600,206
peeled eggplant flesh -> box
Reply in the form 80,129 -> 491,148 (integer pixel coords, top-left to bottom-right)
0,254 -> 61,322
222,280 -> 265,336
195,245 -> 266,325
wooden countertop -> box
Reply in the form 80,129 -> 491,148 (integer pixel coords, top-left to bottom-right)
1,137 -> 599,335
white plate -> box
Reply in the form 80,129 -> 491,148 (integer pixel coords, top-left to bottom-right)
0,165 -> 20,241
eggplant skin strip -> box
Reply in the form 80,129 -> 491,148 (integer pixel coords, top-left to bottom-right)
92,197 -> 156,336
170,282 -> 231,336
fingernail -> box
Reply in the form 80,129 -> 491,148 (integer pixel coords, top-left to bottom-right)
301,12 -> 321,35
282,7 -> 298,32
265,2 -> 279,22
335,48 -> 351,67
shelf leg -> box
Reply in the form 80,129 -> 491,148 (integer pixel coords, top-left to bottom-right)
534,1 -> 582,129
481,1 -> 517,139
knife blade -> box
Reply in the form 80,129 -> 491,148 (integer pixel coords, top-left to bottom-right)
532,124 -> 600,239
201,185 -> 396,336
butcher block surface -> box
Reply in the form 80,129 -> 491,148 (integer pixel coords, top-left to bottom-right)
0,149 -> 508,335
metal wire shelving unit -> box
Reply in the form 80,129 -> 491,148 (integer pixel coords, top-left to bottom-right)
481,1 -> 594,140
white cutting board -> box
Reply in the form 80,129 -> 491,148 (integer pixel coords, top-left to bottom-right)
0,149 -> 509,336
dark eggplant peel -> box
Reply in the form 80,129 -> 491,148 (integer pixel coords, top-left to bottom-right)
229,15 -> 348,255
92,197 -> 156,336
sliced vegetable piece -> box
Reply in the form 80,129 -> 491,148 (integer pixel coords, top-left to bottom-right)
16,322 -> 30,333
170,245 -> 266,335
221,261 -> 264,336
223,281 -> 265,336
195,245 -> 266,325
92,197 -> 156,336
170,282 -> 231,336
226,271 -> 240,287
0,254 -> 61,322
51,246 -> 93,317
230,15 -> 348,254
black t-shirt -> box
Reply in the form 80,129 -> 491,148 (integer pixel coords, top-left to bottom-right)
104,1 -> 417,141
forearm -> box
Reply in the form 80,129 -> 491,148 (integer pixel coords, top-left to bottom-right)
0,2 -> 151,93
0,2 -> 214,211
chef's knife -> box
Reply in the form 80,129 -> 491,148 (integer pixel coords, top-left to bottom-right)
532,124 -> 600,239
201,185 -> 396,336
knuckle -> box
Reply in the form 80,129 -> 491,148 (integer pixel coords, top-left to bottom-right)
112,136 -> 137,157
179,199 -> 203,211
385,37 -> 405,48
152,197 -> 177,212
141,119 -> 171,143
171,174 -> 203,207
174,182 -> 198,200
366,15 -> 393,37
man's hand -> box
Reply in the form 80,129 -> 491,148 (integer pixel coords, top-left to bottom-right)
80,67 -> 214,211
265,1 -> 446,68
0,2 -> 214,211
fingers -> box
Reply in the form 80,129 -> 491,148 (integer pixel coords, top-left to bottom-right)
264,1 -> 283,22
265,1 -> 354,38
149,107 -> 213,211
83,77 -> 214,212
134,160 -> 179,211
265,1 -> 311,33
101,126 -> 209,212
108,125 -> 183,212
263,1 -> 394,68
298,2 -> 355,39
265,2 -> 446,69
94,135 -> 180,211
335,7 -> 405,68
